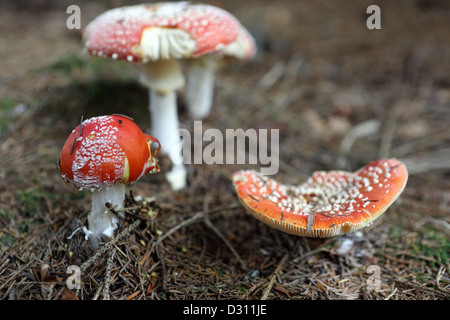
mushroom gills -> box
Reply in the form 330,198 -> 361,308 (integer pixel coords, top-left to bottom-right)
134,27 -> 196,62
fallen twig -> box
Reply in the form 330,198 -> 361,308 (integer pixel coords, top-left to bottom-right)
102,247 -> 116,300
155,203 -> 240,245
81,220 -> 140,273
202,195 -> 247,270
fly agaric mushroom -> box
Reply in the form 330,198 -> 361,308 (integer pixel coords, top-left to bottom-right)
185,19 -> 256,120
57,115 -> 160,243
232,159 -> 408,238
82,1 -> 243,189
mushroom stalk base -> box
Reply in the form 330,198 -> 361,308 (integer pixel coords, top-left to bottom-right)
88,183 -> 125,241
165,162 -> 187,191
186,58 -> 218,120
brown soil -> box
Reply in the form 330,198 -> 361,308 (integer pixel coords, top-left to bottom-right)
0,0 -> 449,300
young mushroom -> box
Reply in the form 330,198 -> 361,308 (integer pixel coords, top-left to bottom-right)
83,1 -> 243,189
57,115 -> 160,245
232,159 -> 408,238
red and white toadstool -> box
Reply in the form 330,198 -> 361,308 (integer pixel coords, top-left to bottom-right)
185,17 -> 256,120
83,1 -> 244,189
57,115 -> 160,243
232,159 -> 408,238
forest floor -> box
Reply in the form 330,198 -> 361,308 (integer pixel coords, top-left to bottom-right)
0,0 -> 449,301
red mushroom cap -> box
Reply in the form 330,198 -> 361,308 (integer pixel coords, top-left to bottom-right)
58,115 -> 160,190
83,2 -> 242,63
232,159 -> 408,238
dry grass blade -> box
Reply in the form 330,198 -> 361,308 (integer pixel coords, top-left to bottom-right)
102,248 -> 116,300
81,220 -> 140,273
261,254 -> 288,300
202,194 -> 247,270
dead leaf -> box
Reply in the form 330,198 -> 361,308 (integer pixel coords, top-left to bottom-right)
126,290 -> 140,300
60,288 -> 79,300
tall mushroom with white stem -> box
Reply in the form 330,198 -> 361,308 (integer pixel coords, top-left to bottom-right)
83,2 -> 243,189
233,159 -> 408,238
57,115 -> 160,248
186,25 -> 257,120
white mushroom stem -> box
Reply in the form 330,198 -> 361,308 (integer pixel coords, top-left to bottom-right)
185,56 -> 219,120
149,90 -> 187,190
149,90 -> 179,158
139,59 -> 187,190
88,183 -> 125,241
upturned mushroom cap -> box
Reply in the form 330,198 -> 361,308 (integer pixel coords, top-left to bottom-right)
57,115 -> 160,190
232,159 -> 408,238
83,1 -> 242,63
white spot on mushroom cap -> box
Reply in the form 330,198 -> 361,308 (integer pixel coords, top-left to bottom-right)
72,116 -> 125,188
